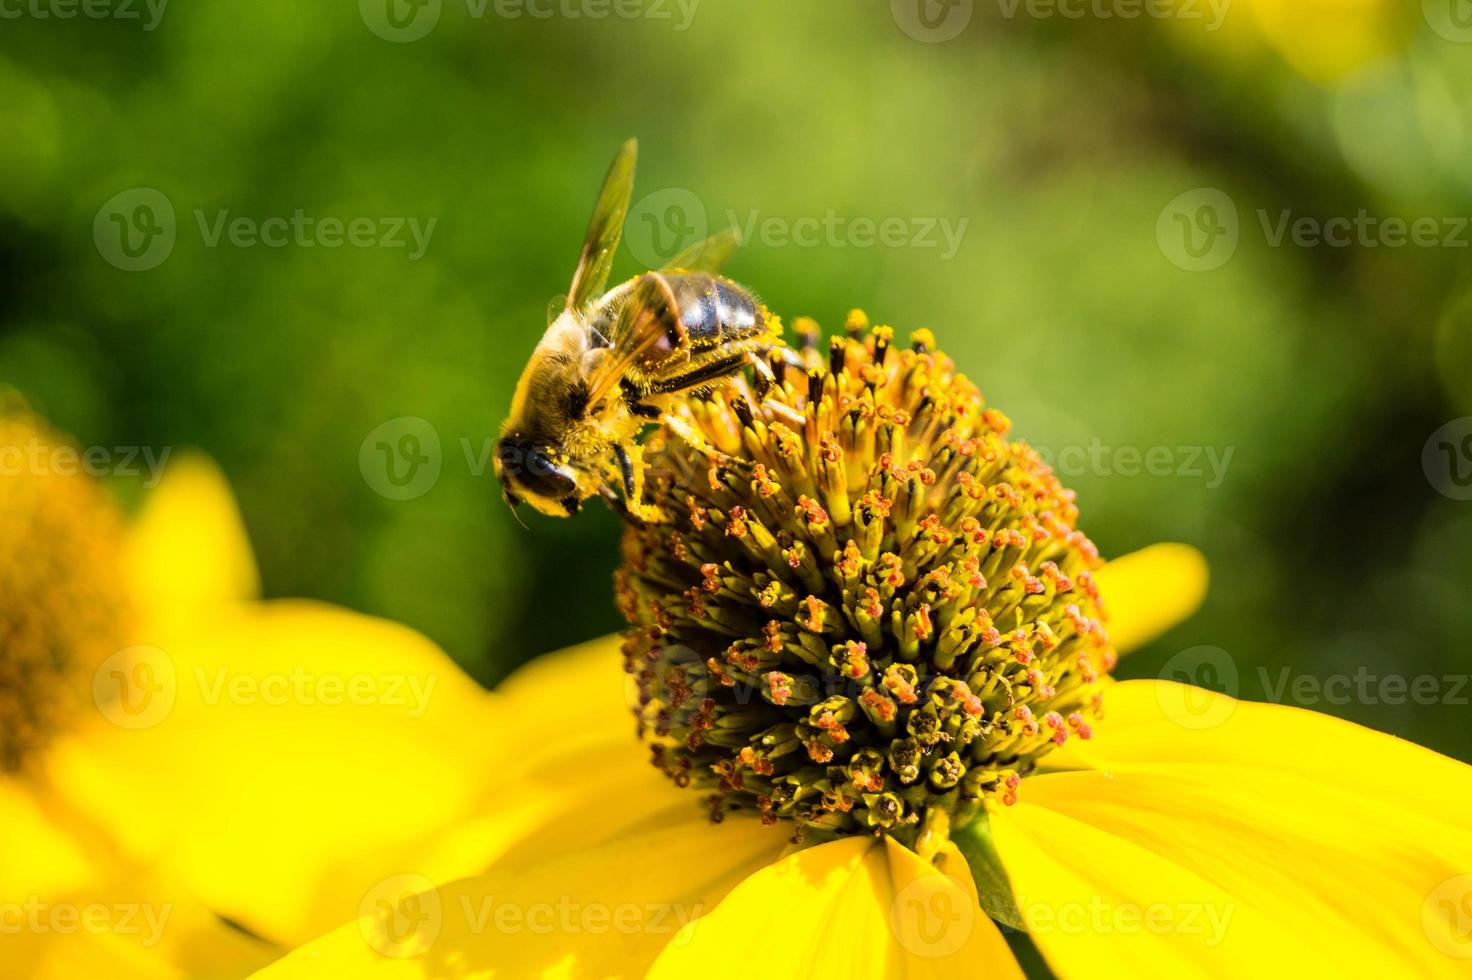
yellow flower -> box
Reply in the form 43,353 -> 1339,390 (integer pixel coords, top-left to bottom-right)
256,325 -> 1472,977
1168,0 -> 1418,85
0,405 -> 507,976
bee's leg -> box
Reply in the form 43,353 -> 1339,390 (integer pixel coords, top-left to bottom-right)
745,350 -> 805,428
612,443 -> 668,524
598,484 -> 647,528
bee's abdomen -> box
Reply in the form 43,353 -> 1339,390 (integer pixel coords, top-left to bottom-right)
668,273 -> 763,350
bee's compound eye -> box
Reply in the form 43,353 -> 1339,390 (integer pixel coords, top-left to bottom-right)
521,447 -> 578,501
495,438 -> 525,473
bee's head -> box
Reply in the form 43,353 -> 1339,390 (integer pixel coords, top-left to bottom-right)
493,434 -> 583,518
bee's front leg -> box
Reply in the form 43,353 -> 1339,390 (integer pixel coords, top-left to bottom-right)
612,443 -> 667,524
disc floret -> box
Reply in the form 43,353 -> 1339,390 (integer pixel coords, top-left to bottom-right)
617,316 -> 1115,843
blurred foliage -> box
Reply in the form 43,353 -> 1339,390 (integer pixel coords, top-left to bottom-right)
2,0 -> 1470,763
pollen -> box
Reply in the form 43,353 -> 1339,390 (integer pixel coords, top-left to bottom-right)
617,322 -> 1114,845
0,403 -> 132,770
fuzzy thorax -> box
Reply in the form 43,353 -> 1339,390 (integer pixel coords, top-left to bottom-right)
617,315 -> 1115,844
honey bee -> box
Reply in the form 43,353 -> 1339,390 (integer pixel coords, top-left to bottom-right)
495,139 -> 794,521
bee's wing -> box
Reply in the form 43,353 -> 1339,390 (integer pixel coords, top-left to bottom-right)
583,272 -> 683,407
546,293 -> 566,326
565,139 -> 637,314
661,227 -> 739,275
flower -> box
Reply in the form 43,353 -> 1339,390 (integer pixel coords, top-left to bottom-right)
0,403 -> 508,976
256,321 -> 1472,977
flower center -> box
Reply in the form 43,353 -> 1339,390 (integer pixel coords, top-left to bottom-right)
0,403 -> 132,770
617,316 -> 1116,844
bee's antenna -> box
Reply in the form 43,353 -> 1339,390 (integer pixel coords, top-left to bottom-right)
503,492 -> 530,529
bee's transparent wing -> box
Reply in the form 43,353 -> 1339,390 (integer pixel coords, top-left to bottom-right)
583,272 -> 682,407
661,227 -> 739,275
565,139 -> 637,314
546,293 -> 566,326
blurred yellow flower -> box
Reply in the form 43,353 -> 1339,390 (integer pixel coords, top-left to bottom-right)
0,406 -> 509,976
1170,0 -> 1418,85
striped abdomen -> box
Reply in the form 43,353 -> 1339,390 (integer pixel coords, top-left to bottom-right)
662,271 -> 764,351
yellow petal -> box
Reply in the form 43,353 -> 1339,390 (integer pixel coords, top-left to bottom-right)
1049,679 -> 1472,826
0,774 -> 97,899
493,633 -> 633,748
124,452 -> 259,636
47,600 -> 503,946
1093,543 -> 1207,654
10,869 -> 279,980
648,837 -> 1022,979
1,777 -> 277,978
992,680 -> 1472,977
253,807 -> 790,979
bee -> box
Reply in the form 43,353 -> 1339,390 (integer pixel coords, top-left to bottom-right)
495,139 -> 795,522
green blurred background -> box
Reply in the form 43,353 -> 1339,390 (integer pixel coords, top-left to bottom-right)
3,0 -> 1471,769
